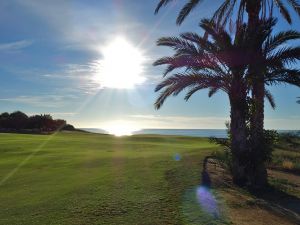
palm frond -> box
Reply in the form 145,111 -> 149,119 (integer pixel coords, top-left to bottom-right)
211,0 -> 234,26
154,72 -> 223,109
266,68 -> 300,87
180,32 -> 217,52
156,36 -> 199,53
264,30 -> 300,53
266,47 -> 300,67
287,0 -> 300,17
153,50 -> 221,75
184,86 -> 207,100
208,87 -> 219,97
249,18 -> 277,49
274,0 -> 292,24
177,0 -> 203,25
265,89 -> 276,109
153,56 -> 197,76
199,19 -> 233,49
236,0 -> 246,25
154,0 -> 175,14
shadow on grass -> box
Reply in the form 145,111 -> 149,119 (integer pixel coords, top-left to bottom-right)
203,156 -> 300,224
182,156 -> 230,224
164,155 -> 230,225
201,156 -> 212,188
251,186 -> 300,223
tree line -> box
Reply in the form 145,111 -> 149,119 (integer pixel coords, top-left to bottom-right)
0,111 -> 75,133
154,0 -> 300,189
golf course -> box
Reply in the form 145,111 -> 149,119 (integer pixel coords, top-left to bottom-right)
0,132 -> 223,225
1,131 -> 299,225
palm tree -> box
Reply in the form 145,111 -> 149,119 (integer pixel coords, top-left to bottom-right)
154,19 -> 256,185
155,0 -> 300,187
154,18 -> 300,186
246,18 -> 300,186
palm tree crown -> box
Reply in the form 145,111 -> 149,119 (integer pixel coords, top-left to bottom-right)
154,18 -> 300,109
153,19 -> 249,108
155,0 -> 300,25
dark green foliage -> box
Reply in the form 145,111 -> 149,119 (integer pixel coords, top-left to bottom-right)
210,137 -> 232,169
62,124 -> 76,131
4,111 -> 28,129
0,111 -> 72,133
261,129 -> 279,162
211,129 -> 279,173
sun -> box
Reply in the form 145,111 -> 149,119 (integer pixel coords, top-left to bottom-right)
93,36 -> 146,89
103,121 -> 140,137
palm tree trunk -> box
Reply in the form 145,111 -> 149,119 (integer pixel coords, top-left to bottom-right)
229,82 -> 248,186
249,78 -> 268,187
246,0 -> 268,188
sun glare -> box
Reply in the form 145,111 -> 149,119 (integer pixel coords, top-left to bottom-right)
103,121 -> 140,137
94,36 -> 146,89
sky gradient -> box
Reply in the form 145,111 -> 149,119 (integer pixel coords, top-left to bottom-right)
0,0 -> 299,130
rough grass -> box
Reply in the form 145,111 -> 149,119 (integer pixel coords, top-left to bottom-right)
0,132 -> 230,225
270,134 -> 300,174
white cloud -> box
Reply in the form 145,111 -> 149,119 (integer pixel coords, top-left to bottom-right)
0,40 -> 33,52
27,112 -> 77,117
127,114 -> 300,130
41,63 -> 101,93
13,0 -> 145,53
128,114 -> 230,129
41,60 -> 158,92
0,95 -> 78,108
265,118 -> 300,130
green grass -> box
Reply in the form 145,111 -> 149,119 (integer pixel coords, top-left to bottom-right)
0,132 -> 229,225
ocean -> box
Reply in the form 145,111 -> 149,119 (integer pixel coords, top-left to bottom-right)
81,128 -> 299,138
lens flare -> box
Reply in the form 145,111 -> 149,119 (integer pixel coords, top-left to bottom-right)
196,186 -> 220,218
174,153 -> 181,161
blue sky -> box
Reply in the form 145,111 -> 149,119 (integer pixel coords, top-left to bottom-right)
0,0 -> 299,130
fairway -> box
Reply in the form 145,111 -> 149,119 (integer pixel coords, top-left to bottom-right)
0,132 -> 221,225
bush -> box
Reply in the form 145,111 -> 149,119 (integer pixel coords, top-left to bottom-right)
209,137 -> 232,169
261,129 -> 279,162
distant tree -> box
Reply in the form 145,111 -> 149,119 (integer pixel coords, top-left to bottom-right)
0,112 -> 9,118
27,115 -> 43,129
8,111 -> 28,129
0,112 -> 10,128
54,119 -> 67,131
42,114 -> 53,131
62,124 -> 75,131
0,111 -> 74,133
